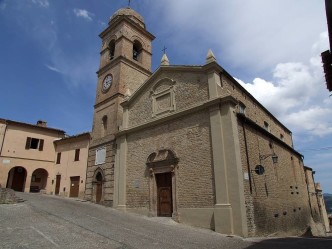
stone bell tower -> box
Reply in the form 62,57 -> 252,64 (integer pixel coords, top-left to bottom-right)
85,7 -> 155,205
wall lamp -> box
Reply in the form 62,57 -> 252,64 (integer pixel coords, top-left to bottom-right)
259,153 -> 278,164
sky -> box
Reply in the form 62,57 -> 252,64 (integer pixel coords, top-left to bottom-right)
0,0 -> 331,193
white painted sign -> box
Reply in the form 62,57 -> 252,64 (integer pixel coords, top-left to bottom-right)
244,172 -> 249,180
2,159 -> 10,164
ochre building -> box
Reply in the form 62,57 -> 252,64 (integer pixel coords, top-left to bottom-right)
84,7 -> 328,237
0,119 -> 90,199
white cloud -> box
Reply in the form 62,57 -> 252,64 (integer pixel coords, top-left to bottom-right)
149,0 -> 327,74
31,0 -> 49,8
237,32 -> 332,137
284,107 -> 332,137
45,64 -> 61,73
73,9 -> 94,21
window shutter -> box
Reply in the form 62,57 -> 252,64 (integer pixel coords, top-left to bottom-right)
39,139 -> 44,151
25,137 -> 31,150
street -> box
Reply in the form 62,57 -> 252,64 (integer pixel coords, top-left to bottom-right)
0,192 -> 331,249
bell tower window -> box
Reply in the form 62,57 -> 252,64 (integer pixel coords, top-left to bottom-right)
133,40 -> 142,61
109,40 -> 115,60
101,115 -> 108,137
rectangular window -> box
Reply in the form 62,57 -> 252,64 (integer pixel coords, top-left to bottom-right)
56,152 -> 61,164
239,103 -> 246,115
280,134 -> 284,141
74,149 -> 80,161
264,121 -> 270,132
95,147 -> 106,165
25,137 -> 44,151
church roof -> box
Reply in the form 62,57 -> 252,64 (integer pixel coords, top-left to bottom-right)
110,7 -> 145,28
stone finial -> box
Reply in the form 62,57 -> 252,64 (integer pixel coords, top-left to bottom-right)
206,49 -> 216,64
125,88 -> 131,98
161,53 -> 170,66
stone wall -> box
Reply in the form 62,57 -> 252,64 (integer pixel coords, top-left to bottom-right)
237,117 -> 312,236
0,188 -> 20,204
128,70 -> 209,128
126,110 -> 214,210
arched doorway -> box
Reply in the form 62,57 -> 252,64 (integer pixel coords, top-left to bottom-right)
93,169 -> 104,204
6,167 -> 27,192
146,149 -> 179,218
30,168 -> 48,193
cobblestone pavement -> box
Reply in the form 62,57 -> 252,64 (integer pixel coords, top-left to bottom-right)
0,192 -> 331,249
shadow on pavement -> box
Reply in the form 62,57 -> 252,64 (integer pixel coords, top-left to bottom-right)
245,237 -> 332,249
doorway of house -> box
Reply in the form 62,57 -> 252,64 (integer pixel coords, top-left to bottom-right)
7,167 -> 27,192
69,176 -> 80,198
55,175 -> 61,195
156,172 -> 173,217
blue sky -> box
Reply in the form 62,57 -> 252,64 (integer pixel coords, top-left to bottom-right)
1,0 -> 331,193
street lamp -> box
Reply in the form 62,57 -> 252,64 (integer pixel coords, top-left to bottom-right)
259,153 -> 278,164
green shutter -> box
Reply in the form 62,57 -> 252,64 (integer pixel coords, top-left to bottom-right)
39,139 -> 44,151
25,137 -> 31,150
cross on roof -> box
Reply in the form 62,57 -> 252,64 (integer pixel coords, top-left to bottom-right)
128,0 -> 131,7
162,46 -> 167,54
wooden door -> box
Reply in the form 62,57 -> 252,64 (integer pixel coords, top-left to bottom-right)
55,175 -> 61,195
96,183 -> 102,203
11,167 -> 26,192
69,176 -> 80,198
156,173 -> 173,217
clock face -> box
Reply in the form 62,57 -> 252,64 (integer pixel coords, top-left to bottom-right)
102,75 -> 112,92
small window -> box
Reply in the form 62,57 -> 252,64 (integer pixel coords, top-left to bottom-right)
25,137 -> 44,151
264,121 -> 270,132
280,134 -> 284,141
239,103 -> 246,114
56,152 -> 61,164
133,40 -> 142,61
95,147 -> 106,165
74,149 -> 80,161
101,115 -> 108,137
109,40 -> 115,60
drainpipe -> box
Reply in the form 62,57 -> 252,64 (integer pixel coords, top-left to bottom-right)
241,120 -> 253,194
0,122 -> 8,157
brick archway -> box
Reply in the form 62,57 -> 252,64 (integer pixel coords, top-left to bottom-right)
6,166 -> 27,192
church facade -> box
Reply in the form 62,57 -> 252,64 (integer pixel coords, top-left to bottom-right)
85,7 -> 325,237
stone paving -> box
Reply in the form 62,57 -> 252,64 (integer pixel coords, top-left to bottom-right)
0,192 -> 331,249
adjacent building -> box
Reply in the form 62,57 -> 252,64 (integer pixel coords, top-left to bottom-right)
53,132 -> 90,198
0,119 -> 89,198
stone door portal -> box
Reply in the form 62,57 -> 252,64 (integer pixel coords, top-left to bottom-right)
147,149 -> 179,219
156,173 -> 173,217
95,172 -> 103,203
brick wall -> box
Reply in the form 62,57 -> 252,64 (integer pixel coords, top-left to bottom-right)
237,118 -> 312,236
126,110 -> 214,209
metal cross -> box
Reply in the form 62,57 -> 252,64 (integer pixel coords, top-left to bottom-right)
162,46 -> 167,54
128,0 -> 131,7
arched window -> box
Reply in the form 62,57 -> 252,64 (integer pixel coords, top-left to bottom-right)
96,172 -> 103,182
109,40 -> 115,60
101,115 -> 107,137
133,40 -> 142,61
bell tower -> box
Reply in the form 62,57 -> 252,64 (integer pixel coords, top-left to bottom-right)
85,7 -> 155,206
